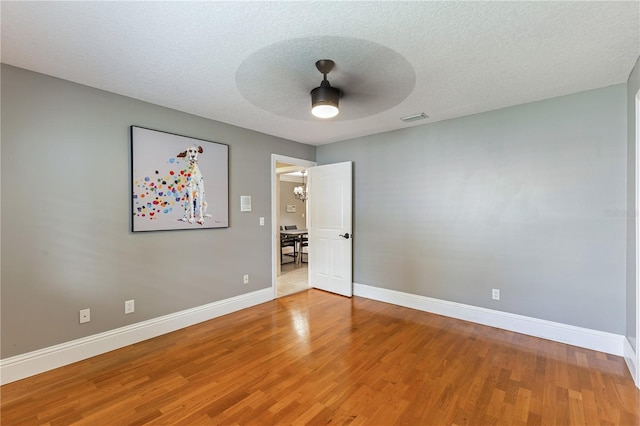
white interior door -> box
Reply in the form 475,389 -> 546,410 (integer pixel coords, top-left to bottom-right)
308,161 -> 353,297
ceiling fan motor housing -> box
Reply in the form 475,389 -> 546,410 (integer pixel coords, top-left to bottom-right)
311,82 -> 340,108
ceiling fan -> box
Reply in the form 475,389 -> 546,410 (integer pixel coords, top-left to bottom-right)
235,36 -> 416,121
310,59 -> 342,119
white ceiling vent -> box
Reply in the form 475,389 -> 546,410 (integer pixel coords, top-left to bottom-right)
401,113 -> 428,123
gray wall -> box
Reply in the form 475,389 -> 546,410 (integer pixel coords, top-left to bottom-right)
628,56 -> 640,352
318,85 -> 627,334
0,65 -> 315,358
1,63 -> 631,361
279,181 -> 307,230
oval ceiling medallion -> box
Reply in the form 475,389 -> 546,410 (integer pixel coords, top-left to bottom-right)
236,36 -> 416,121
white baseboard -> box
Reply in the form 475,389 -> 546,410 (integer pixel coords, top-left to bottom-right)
354,283 -> 625,356
624,338 -> 639,388
0,288 -> 273,385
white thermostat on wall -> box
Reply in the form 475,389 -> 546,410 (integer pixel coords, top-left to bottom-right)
240,195 -> 252,212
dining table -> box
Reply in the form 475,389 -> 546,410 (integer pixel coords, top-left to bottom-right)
280,229 -> 308,264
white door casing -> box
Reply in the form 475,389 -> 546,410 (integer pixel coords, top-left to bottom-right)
308,161 -> 353,297
635,91 -> 640,388
271,154 -> 316,299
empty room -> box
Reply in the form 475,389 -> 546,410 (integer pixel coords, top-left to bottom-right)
1,2 -> 640,425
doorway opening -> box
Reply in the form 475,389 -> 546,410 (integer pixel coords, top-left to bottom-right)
271,154 -> 316,298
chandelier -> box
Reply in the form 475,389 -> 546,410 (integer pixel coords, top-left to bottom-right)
293,170 -> 308,202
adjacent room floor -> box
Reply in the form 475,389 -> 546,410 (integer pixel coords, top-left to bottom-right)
277,258 -> 309,297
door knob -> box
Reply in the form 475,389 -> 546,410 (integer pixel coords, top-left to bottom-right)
339,233 -> 350,239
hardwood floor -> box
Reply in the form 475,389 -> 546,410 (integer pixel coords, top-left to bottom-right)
2,289 -> 639,425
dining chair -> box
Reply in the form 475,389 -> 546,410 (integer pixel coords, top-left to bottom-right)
280,226 -> 297,264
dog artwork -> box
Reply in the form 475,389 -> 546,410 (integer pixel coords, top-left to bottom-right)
176,145 -> 212,225
131,126 -> 228,232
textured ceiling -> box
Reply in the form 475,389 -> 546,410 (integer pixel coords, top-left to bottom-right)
1,1 -> 639,145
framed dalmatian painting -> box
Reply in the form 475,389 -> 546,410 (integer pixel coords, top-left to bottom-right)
130,126 -> 229,232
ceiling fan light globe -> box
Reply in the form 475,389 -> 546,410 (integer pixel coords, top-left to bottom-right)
312,104 -> 339,119
311,84 -> 340,119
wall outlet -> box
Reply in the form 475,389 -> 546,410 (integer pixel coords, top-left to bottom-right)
243,274 -> 249,284
79,308 -> 90,324
125,299 -> 135,314
492,289 -> 500,300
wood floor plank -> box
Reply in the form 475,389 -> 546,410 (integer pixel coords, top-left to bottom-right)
1,289 -> 639,425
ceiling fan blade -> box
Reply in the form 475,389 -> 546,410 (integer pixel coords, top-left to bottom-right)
235,36 -> 417,121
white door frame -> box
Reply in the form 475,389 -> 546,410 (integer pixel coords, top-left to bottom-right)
271,154 -> 316,299
634,90 -> 640,388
